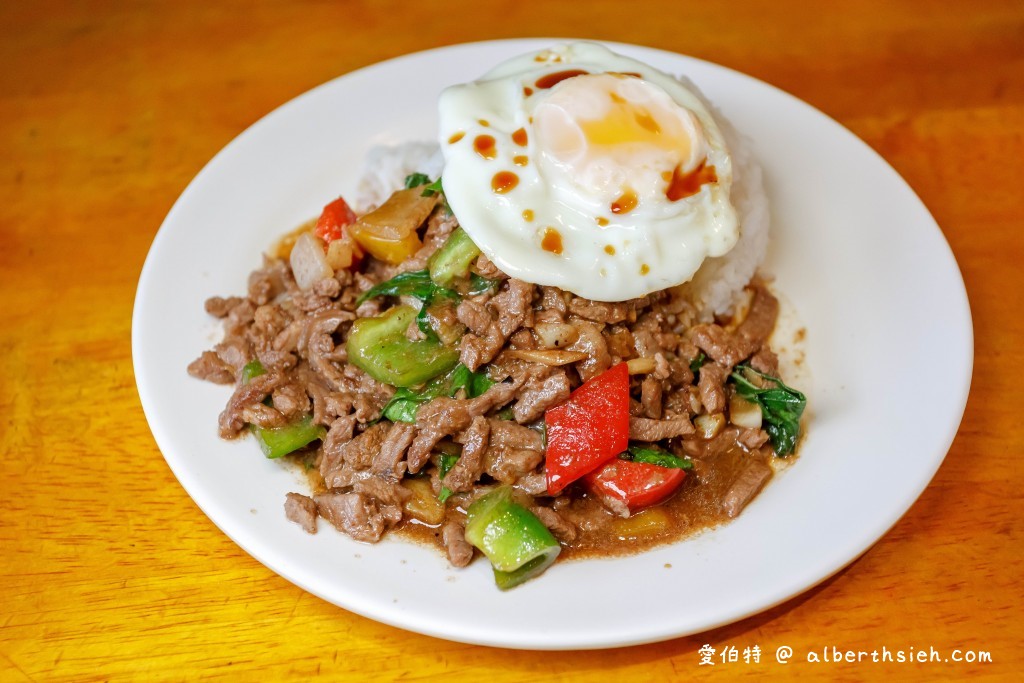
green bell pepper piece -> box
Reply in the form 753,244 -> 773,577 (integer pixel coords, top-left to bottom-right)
240,359 -> 325,458
428,227 -> 481,287
252,414 -> 325,459
346,305 -> 460,387
465,486 -> 561,590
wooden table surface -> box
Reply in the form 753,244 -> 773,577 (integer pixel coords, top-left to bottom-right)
2,1 -> 1021,680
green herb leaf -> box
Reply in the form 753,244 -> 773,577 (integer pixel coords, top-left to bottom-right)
689,352 -> 706,374
356,270 -> 458,306
622,444 -> 693,470
422,177 -> 444,197
437,452 -> 460,503
404,172 -> 431,189
241,359 -> 267,384
730,364 -> 807,457
379,363 -> 493,423
381,388 -> 422,423
469,272 -> 502,296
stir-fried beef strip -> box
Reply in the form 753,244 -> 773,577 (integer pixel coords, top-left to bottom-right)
190,186 -> 798,563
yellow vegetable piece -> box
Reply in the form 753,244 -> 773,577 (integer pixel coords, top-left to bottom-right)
609,507 -> 670,538
349,187 -> 437,265
402,477 -> 445,526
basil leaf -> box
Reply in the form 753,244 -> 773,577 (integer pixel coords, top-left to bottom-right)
381,388 -> 422,423
469,272 -> 502,296
422,177 -> 444,197
378,363 -> 493,423
689,352 -> 707,374
623,445 -> 693,470
437,452 -> 460,503
404,172 -> 431,189
730,364 -> 806,457
356,269 -> 460,307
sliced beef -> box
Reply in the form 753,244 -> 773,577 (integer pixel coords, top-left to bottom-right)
314,491 -> 399,543
456,299 -> 493,336
641,375 -> 663,419
217,369 -> 286,438
459,328 -> 505,372
494,278 -> 534,335
749,347 -> 780,376
566,320 -> 611,381
241,401 -> 287,429
472,252 -> 505,280
442,416 -> 490,494
721,460 -> 773,518
514,470 -> 548,496
737,428 -> 770,451
485,447 -> 544,484
531,505 -> 578,543
629,416 -> 694,441
459,278 -> 533,371
284,492 -> 318,534
567,297 -> 633,324
204,295 -> 246,318
271,383 -> 311,420
442,518 -> 474,568
688,324 -> 754,370
689,286 -> 779,370
736,285 -> 779,349
320,421 -> 389,488
513,370 -> 571,423
187,351 -> 235,385
371,421 -> 417,479
353,476 -> 411,506
488,420 -> 544,451
697,363 -> 729,414
405,378 -> 524,473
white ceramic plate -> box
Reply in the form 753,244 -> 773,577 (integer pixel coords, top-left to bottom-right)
133,39 -> 972,649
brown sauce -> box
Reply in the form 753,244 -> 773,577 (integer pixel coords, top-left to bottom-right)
393,442 -> 768,561
473,134 -> 497,159
511,127 -> 528,146
491,171 -> 519,194
666,159 -> 718,201
563,444 -> 757,559
535,69 -> 589,89
513,155 -> 529,167
541,227 -> 563,254
611,189 -> 638,214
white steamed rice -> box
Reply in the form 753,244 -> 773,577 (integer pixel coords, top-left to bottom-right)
352,81 -> 768,321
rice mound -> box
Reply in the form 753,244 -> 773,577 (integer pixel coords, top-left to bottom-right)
353,89 -> 768,320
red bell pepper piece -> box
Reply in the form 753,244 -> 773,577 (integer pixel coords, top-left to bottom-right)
584,459 -> 687,513
314,196 -> 357,244
544,363 -> 629,495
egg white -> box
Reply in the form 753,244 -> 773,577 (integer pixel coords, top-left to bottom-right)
437,42 -> 739,301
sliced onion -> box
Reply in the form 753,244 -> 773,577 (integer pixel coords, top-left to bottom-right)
694,413 -> 725,439
290,232 -> 333,290
533,322 -> 579,349
729,395 -> 763,429
626,357 -> 656,374
325,235 -> 358,270
508,349 -> 589,366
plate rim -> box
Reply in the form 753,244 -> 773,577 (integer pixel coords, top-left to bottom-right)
132,37 -> 974,650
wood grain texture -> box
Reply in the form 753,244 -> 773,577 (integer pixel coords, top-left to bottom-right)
2,1 -> 1021,680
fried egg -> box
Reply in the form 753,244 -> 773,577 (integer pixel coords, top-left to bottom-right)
437,42 -> 739,301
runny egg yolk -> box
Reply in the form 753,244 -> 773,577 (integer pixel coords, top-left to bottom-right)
533,73 -> 706,212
